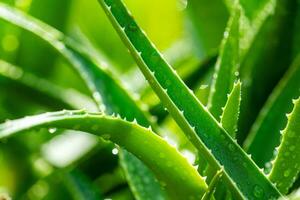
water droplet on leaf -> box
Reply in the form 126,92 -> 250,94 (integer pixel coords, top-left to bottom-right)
48,128 -> 57,134
253,185 -> 264,198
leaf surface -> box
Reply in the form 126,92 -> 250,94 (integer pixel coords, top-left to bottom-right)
97,0 -> 282,198
0,110 -> 207,199
269,97 -> 300,194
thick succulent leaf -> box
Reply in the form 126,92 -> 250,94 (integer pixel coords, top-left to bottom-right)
0,110 -> 207,199
268,97 -> 300,194
244,55 -> 300,166
0,3 -> 150,124
0,59 -> 96,111
62,169 -> 102,200
238,0 -> 276,58
238,0 -> 298,144
119,150 -> 165,200
0,4 -> 166,199
97,0 -> 282,199
220,80 -> 241,138
201,170 -> 223,200
207,7 -> 240,119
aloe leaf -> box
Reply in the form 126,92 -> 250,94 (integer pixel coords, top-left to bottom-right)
0,59 -> 97,111
0,110 -> 208,199
220,80 -> 241,138
244,55 -> 300,167
211,81 -> 241,198
0,3 -> 150,124
119,150 -> 165,200
62,169 -> 102,200
97,0 -> 282,199
201,170 -> 223,200
0,4 -> 167,199
268,97 -> 300,194
238,0 -> 298,143
238,0 -> 276,58
207,7 -> 240,119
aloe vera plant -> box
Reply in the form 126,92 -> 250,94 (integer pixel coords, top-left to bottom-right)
0,0 -> 299,199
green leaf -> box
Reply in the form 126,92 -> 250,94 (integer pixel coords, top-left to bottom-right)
0,59 -> 97,111
207,7 -> 240,119
235,0 -> 276,59
0,110 -> 208,199
119,150 -> 165,200
268,97 -> 300,194
97,0 -> 282,199
220,80 -> 241,138
0,4 -> 165,199
244,55 -> 300,167
62,169 -> 102,200
201,170 -> 223,200
0,3 -> 149,124
238,0 -> 298,144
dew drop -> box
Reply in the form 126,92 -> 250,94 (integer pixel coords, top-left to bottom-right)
253,185 -> 264,198
177,0 -> 187,10
48,128 -> 57,134
284,169 -> 291,177
199,84 -> 208,90
112,148 -> 119,155
228,143 -> 235,151
160,181 -> 167,187
66,110 -> 73,115
233,156 -> 239,162
223,31 -> 229,38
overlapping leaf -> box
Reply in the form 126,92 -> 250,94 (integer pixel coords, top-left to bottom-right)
97,0 -> 282,198
0,110 -> 207,199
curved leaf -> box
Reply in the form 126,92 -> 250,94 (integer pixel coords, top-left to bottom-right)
0,110 -> 207,199
244,55 -> 300,166
97,0 -> 282,199
268,97 -> 300,194
0,4 -> 165,199
62,169 -> 102,200
201,170 -> 223,200
220,80 -> 241,137
207,7 -> 240,119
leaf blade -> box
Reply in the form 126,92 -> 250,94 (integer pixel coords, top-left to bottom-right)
220,80 -> 241,137
0,4 -> 165,199
208,7 -> 240,119
0,110 -> 207,199
97,0 -> 282,198
269,97 -> 300,194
